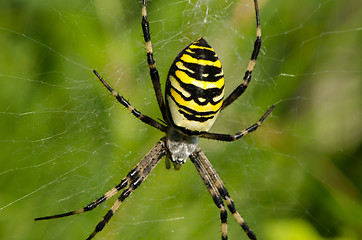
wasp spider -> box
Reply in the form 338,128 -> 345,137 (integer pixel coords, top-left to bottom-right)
35,0 -> 274,239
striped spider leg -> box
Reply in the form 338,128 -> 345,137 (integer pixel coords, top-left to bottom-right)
141,0 -> 168,122
190,148 -> 258,240
200,105 -> 274,141
36,138 -> 167,240
221,0 -> 262,110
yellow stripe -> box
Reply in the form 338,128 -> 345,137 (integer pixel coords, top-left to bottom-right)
167,95 -> 219,132
175,70 -> 224,90
180,53 -> 221,68
170,88 -> 222,114
176,61 -> 194,74
169,75 -> 191,98
189,44 -> 214,52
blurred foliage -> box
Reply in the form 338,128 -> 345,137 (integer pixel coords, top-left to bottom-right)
0,0 -> 361,240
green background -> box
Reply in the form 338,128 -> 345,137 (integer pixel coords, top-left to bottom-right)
0,0 -> 361,240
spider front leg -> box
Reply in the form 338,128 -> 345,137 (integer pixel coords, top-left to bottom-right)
141,0 -> 168,122
93,70 -> 167,132
221,0 -> 262,110
201,105 -> 274,141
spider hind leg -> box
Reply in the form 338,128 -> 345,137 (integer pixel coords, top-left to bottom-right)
190,148 -> 257,240
35,139 -> 167,240
85,138 -> 167,239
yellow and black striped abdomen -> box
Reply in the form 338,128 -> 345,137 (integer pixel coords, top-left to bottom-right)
165,38 -> 224,134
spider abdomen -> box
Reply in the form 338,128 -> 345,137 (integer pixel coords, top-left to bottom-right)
165,38 -> 224,134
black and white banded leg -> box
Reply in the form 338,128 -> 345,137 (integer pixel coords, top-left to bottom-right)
201,105 -> 274,141
190,149 -> 257,240
141,0 -> 168,122
221,0 -> 262,110
194,148 -> 257,240
189,154 -> 229,240
36,138 -> 167,240
93,70 -> 167,132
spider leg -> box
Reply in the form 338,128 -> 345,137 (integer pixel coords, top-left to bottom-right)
189,154 -> 229,240
93,70 -> 167,132
35,138 -> 167,222
86,138 -> 167,240
194,148 -> 257,240
141,0 -> 168,123
200,105 -> 274,141
34,176 -> 129,220
221,0 -> 261,110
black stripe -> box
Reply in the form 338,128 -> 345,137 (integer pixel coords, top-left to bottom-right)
173,125 -> 204,135
226,200 -> 237,214
147,52 -> 155,66
127,168 -> 139,179
178,109 -> 215,122
243,70 -> 252,84
115,178 -> 129,190
170,74 -> 223,105
142,16 -> 151,42
168,91 -> 220,116
217,185 -> 230,199
95,210 -> 113,232
220,208 -> 228,223
193,38 -> 210,48
130,177 -> 143,190
170,84 -> 222,107
119,188 -> 132,201
251,36 -> 261,60
241,222 -> 257,240
178,60 -> 223,82
84,196 -> 107,211
184,47 -> 218,61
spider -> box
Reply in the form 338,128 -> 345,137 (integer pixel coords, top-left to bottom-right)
35,0 -> 274,239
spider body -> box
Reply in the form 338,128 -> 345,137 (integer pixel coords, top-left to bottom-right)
165,38 -> 224,165
35,1 -> 274,239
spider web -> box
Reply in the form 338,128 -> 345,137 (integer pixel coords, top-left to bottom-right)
0,0 -> 361,240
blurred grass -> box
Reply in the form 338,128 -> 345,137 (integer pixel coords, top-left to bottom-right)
0,0 -> 361,240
